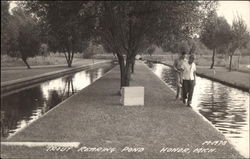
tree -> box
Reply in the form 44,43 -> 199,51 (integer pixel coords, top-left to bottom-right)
147,46 -> 155,56
187,38 -> 197,54
200,13 -> 231,69
83,41 -> 96,58
39,43 -> 49,56
1,1 -> 11,55
161,37 -> 197,55
23,1 -> 216,88
24,1 -> 94,67
239,40 -> 250,55
13,8 -> 40,69
227,16 -> 250,71
81,1 -> 215,88
2,5 -> 41,69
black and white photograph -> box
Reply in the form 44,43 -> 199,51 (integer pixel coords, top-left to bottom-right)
1,1 -> 249,159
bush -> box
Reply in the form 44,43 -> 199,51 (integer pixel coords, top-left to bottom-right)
93,54 -> 116,60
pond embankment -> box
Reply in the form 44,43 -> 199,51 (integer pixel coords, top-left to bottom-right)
1,60 -> 112,94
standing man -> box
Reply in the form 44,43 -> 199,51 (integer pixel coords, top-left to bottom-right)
173,51 -> 187,99
181,54 -> 196,107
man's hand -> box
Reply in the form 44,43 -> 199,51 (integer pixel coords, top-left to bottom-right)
177,68 -> 184,73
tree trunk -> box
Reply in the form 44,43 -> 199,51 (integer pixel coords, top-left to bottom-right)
229,55 -> 233,71
210,48 -> 216,69
67,52 -> 74,67
117,54 -> 125,88
117,53 -> 133,89
22,57 -> 31,69
63,51 -> 70,67
123,53 -> 135,86
237,54 -> 240,70
67,60 -> 72,67
131,57 -> 135,74
69,51 -> 74,67
67,52 -> 72,67
123,62 -> 131,86
64,47 -> 74,67
68,57 -> 74,67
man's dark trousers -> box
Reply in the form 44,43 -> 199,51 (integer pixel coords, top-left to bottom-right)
182,80 -> 195,104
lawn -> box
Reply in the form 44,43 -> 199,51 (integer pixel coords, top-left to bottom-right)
1,54 -> 84,67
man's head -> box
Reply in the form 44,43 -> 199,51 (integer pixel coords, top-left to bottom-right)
189,54 -> 195,64
180,51 -> 188,60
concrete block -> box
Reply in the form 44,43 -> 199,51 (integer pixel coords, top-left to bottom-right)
121,86 -> 144,106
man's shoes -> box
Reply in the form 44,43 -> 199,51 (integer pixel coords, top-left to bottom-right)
187,101 -> 192,107
183,99 -> 186,104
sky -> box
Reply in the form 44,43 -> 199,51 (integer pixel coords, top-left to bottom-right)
217,1 -> 250,31
9,1 -> 250,31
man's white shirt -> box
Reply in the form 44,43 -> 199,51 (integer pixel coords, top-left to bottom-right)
181,59 -> 196,80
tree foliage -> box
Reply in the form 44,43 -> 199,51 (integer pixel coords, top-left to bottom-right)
227,16 -> 250,71
79,1 -> 216,87
200,13 -> 231,69
22,1 -> 217,88
24,1 -> 95,67
1,4 -> 40,69
147,46 -> 156,56
1,1 -> 11,55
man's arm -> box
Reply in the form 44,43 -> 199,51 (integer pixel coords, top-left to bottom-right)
173,60 -> 178,71
173,60 -> 181,73
193,64 -> 196,85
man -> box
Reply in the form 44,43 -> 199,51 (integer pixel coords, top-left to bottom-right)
181,54 -> 196,107
173,51 -> 187,99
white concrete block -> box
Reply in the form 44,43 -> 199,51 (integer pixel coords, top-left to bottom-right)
121,86 -> 144,106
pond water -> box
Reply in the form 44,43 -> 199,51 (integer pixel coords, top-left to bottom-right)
1,63 -> 115,139
146,62 -> 249,158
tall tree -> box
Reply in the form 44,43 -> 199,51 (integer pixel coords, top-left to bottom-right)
200,13 -> 231,69
1,1 -> 11,55
147,46 -> 156,57
81,1 -> 215,88
13,7 -> 40,69
24,1 -> 94,67
2,4 -> 40,69
227,16 -> 250,71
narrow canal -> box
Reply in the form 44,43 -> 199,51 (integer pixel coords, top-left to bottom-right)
146,62 -> 249,158
1,63 -> 115,140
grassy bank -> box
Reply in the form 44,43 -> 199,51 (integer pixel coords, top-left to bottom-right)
196,67 -> 250,91
1,54 -> 83,67
1,59 -> 106,82
1,53 -> 116,68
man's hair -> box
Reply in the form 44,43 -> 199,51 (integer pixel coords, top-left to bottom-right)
189,54 -> 195,59
181,51 -> 186,56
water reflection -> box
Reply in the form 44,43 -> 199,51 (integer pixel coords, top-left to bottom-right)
1,64 -> 114,139
146,62 -> 249,158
